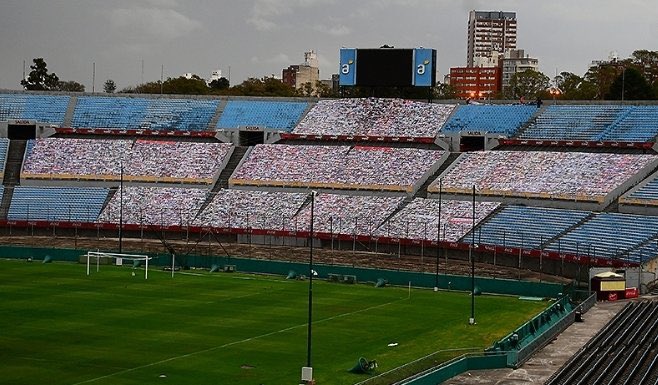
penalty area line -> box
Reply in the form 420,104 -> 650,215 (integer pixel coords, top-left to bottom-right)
69,296 -> 405,385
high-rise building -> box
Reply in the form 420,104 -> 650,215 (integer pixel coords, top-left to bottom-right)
467,10 -> 517,67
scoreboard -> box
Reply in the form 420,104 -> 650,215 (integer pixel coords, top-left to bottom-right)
339,48 -> 436,87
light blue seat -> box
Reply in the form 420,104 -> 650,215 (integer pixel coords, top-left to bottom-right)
442,105 -> 536,136
545,213 -> 658,261
520,105 -> 626,141
72,96 -> 149,129
467,206 -> 591,249
0,94 -> 69,124
8,186 -> 109,222
217,100 -> 308,131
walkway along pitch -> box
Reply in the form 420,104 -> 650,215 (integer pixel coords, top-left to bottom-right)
441,300 -> 627,385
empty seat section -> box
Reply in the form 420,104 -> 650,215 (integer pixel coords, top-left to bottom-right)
72,96 -> 149,129
217,100 -> 308,131
519,105 -> 626,140
0,94 -> 69,124
601,105 -> 658,142
441,104 -> 536,136
470,206 -> 591,250
0,138 -> 9,178
545,213 -> 658,261
140,98 -> 218,130
8,186 -> 109,222
624,176 -> 658,203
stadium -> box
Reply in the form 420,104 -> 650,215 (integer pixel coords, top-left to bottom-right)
3,86 -> 658,385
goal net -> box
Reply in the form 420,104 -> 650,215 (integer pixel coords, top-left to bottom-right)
85,251 -> 152,279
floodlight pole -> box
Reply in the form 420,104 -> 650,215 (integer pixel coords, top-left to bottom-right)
119,162 -> 124,253
470,185 -> 476,325
435,178 -> 442,291
306,191 -> 316,370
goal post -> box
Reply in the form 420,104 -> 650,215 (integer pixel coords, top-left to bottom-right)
86,251 -> 152,279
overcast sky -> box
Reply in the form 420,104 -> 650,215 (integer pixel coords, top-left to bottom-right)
0,0 -> 656,91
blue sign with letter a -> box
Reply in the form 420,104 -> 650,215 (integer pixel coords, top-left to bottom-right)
339,48 -> 357,86
413,48 -> 434,87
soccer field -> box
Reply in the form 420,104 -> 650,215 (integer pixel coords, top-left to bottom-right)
0,259 -> 547,385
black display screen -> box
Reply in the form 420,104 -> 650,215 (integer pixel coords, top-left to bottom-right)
355,49 -> 414,87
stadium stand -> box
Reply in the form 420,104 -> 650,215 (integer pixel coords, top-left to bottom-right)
428,151 -> 658,202
71,96 -> 218,131
72,96 -> 149,129
620,173 -> 658,206
545,301 -> 658,385
194,189 -> 309,230
139,98 -> 218,130
543,212 -> 658,262
216,100 -> 308,131
294,193 -> 405,234
21,138 -> 232,184
230,144 -> 445,192
0,138 -> 9,178
519,104 -> 658,142
8,186 -> 109,222
292,98 -> 455,138
441,104 -> 536,136
124,140 -> 233,184
97,186 -> 207,226
374,198 -> 500,242
600,105 -> 658,142
0,94 -> 70,124
22,138 -> 130,180
468,205 -> 593,250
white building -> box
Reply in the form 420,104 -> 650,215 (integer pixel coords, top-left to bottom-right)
500,49 -> 539,91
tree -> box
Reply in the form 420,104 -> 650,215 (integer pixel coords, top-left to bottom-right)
630,50 -> 658,88
208,77 -> 230,91
162,76 -> 209,95
21,58 -> 59,90
507,69 -> 550,100
314,80 -> 335,98
55,80 -> 85,92
433,83 -> 457,99
584,64 -> 620,100
104,79 -> 116,93
120,76 -> 209,95
606,67 -> 654,100
554,72 -> 597,100
231,76 -> 296,97
298,82 -> 315,97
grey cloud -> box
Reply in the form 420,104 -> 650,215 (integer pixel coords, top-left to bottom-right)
109,7 -> 202,40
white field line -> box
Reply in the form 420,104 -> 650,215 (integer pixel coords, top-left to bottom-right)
69,296 -> 406,385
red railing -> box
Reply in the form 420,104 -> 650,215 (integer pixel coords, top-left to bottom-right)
499,139 -> 654,149
280,133 -> 435,144
56,127 -> 217,138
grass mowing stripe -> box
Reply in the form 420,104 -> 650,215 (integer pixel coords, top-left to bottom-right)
69,295 -> 407,385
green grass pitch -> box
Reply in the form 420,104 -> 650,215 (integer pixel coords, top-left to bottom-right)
0,259 -> 547,385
